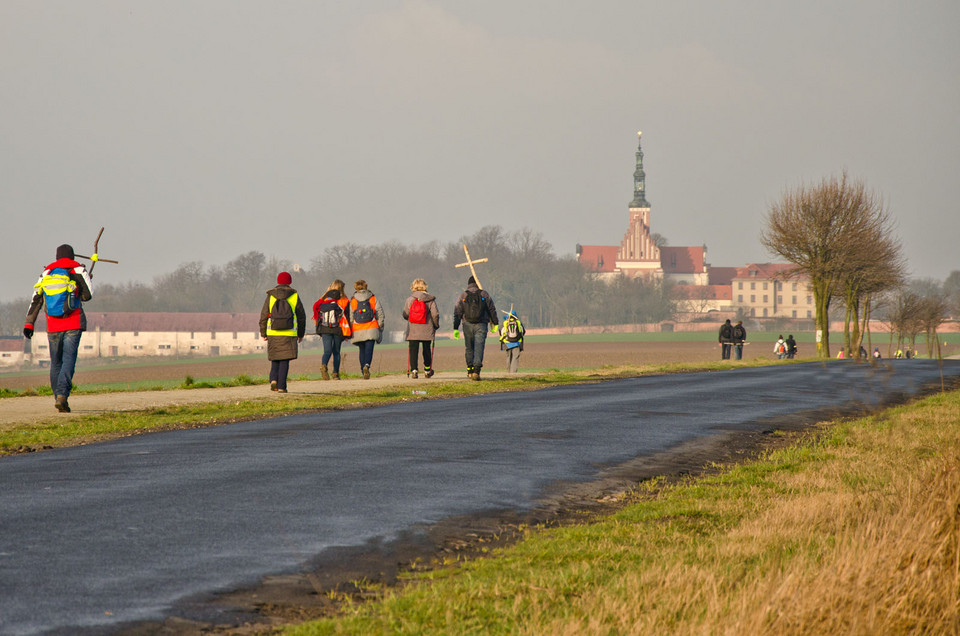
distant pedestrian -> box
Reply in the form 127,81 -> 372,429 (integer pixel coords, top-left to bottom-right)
718,319 -> 734,360
23,244 -> 94,413
453,276 -> 499,380
349,280 -> 384,380
873,347 -> 882,359
774,335 -> 787,359
837,347 -> 845,360
402,278 -> 440,379
785,334 -> 798,359
859,345 -> 868,359
499,310 -> 526,372
731,320 -> 747,360
259,272 -> 306,393
313,279 -> 350,380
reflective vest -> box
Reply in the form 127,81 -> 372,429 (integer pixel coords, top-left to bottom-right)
350,295 -> 379,332
266,293 -> 299,336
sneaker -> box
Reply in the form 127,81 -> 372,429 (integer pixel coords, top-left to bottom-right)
320,365 -> 330,381
331,372 -> 340,380
277,388 -> 288,393
55,395 -> 71,413
270,381 -> 278,391
411,369 -> 418,379
362,365 -> 371,380
425,368 -> 434,378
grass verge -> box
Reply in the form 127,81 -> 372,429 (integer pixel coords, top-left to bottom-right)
284,389 -> 960,635
0,359 -> 782,454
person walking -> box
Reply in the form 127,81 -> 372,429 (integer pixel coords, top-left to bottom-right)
348,279 -> 384,380
452,276 -> 499,380
718,319 -> 734,360
259,272 -> 306,393
23,244 -> 94,413
313,279 -> 350,380
499,310 -> 526,372
402,278 -> 440,379
785,334 -> 798,359
731,320 -> 747,360
774,335 -> 787,360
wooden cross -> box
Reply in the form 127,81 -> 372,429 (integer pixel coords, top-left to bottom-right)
454,243 -> 489,290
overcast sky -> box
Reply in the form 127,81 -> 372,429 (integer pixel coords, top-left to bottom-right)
2,1 -> 958,302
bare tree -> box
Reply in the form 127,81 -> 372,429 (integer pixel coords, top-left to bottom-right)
761,172 -> 901,359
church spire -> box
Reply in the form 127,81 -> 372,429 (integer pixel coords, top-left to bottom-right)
629,131 -> 649,208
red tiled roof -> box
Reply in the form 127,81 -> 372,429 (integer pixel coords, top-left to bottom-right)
577,245 -> 619,273
734,263 -> 802,280
706,266 -> 738,286
660,246 -> 705,274
673,284 -> 732,300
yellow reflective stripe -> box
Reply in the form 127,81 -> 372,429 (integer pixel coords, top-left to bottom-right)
266,293 -> 299,336
35,273 -> 77,296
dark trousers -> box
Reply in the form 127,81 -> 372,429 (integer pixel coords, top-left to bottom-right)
408,341 -> 433,371
462,321 -> 487,370
356,340 -> 375,369
48,329 -> 82,398
270,359 -> 290,390
721,343 -> 732,360
734,344 -> 744,360
321,333 -> 345,372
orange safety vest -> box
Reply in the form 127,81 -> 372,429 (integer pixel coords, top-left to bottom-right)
350,295 -> 379,332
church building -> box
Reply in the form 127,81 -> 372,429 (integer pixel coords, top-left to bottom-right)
576,131 -> 709,285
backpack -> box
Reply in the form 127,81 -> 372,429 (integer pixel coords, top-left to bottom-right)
720,323 -> 733,340
503,318 -> 522,342
353,297 -> 375,324
408,297 -> 428,324
269,294 -> 295,331
317,299 -> 342,330
777,342 -> 786,354
732,325 -> 745,341
35,268 -> 79,317
462,290 -> 485,323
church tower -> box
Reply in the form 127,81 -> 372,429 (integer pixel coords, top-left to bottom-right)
616,131 -> 662,278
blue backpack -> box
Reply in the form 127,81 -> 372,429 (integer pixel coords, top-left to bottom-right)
35,268 -> 80,317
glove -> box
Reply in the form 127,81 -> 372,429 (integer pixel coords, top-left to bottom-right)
453,329 -> 460,340
490,323 -> 499,334
23,326 -> 33,339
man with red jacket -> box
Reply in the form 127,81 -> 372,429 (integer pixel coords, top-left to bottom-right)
23,244 -> 94,413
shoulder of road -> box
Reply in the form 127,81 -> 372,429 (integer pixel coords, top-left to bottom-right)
0,371 -> 516,428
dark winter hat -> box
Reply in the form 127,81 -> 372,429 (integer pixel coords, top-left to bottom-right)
56,244 -> 74,260
468,276 -> 476,285
277,272 -> 292,285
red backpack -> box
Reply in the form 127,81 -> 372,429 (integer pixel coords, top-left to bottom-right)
409,297 -> 428,324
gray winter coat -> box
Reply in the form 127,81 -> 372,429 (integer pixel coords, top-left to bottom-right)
259,285 -> 306,361
348,289 -> 385,344
402,291 -> 440,341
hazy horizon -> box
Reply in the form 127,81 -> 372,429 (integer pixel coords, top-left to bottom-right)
3,1 -> 957,302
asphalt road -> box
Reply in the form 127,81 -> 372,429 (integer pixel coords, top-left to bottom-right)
1,360 -> 958,635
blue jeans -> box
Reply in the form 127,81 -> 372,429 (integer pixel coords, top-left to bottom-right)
48,329 -> 82,398
321,333 -> 345,372
356,340 -> 375,369
462,321 -> 488,370
734,344 -> 744,360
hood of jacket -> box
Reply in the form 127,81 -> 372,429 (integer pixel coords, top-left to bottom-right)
412,291 -> 436,303
45,258 -> 82,271
321,289 -> 343,301
269,285 -> 297,300
353,289 -> 374,302
465,282 -> 481,294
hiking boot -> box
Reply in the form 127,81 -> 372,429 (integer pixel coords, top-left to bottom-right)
55,395 -> 71,413
270,381 -> 278,391
410,369 -> 418,379
321,365 -> 330,381
277,388 -> 288,394
362,365 -> 371,380
471,373 -> 480,381
331,372 -> 340,380
425,368 -> 434,378
466,368 -> 474,379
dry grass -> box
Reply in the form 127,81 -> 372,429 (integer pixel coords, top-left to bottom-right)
289,390 -> 960,635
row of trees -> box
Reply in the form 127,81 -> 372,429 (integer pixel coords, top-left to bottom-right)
762,171 -> 957,358
0,227 -> 677,335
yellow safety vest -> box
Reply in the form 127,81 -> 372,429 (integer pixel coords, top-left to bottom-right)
266,293 -> 299,336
